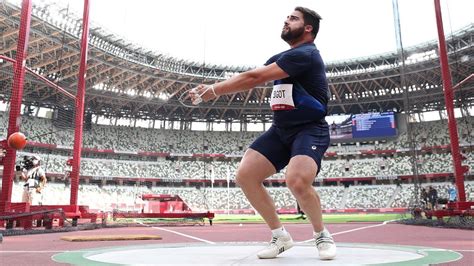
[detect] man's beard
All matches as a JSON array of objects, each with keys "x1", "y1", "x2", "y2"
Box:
[{"x1": 281, "y1": 26, "x2": 305, "y2": 42}]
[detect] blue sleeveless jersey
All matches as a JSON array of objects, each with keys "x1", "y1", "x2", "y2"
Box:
[{"x1": 265, "y1": 43, "x2": 330, "y2": 128}]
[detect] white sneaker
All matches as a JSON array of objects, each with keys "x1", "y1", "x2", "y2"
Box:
[
  {"x1": 315, "y1": 229, "x2": 336, "y2": 260},
  {"x1": 257, "y1": 234, "x2": 294, "y2": 259}
]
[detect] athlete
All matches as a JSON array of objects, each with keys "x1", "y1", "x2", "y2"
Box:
[{"x1": 190, "y1": 6, "x2": 336, "y2": 260}]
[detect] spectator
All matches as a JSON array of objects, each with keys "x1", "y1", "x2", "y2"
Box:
[
  {"x1": 428, "y1": 186, "x2": 438, "y2": 210},
  {"x1": 330, "y1": 121, "x2": 337, "y2": 135},
  {"x1": 448, "y1": 182, "x2": 457, "y2": 203},
  {"x1": 420, "y1": 187, "x2": 428, "y2": 208}
]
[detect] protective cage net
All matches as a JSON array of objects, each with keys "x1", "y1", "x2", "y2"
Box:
[
  {"x1": 398, "y1": 72, "x2": 474, "y2": 229},
  {"x1": 0, "y1": 28, "x2": 78, "y2": 207},
  {"x1": 390, "y1": 0, "x2": 474, "y2": 228}
]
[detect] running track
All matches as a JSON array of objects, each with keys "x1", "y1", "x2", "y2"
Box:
[{"x1": 0, "y1": 222, "x2": 472, "y2": 265}]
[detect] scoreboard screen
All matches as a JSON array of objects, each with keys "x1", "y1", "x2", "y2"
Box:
[{"x1": 351, "y1": 112, "x2": 397, "y2": 138}]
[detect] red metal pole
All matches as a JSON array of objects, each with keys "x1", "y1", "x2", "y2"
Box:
[
  {"x1": 70, "y1": 0, "x2": 90, "y2": 205},
  {"x1": 0, "y1": 55, "x2": 75, "y2": 99},
  {"x1": 433, "y1": 0, "x2": 466, "y2": 202},
  {"x1": 0, "y1": 0, "x2": 32, "y2": 214}
]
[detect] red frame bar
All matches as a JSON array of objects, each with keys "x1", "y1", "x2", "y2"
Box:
[
  {"x1": 0, "y1": 0, "x2": 32, "y2": 214},
  {"x1": 452, "y1": 73, "x2": 473, "y2": 91},
  {"x1": 70, "y1": 0, "x2": 90, "y2": 205},
  {"x1": 0, "y1": 55, "x2": 75, "y2": 99},
  {"x1": 434, "y1": 0, "x2": 466, "y2": 201}
]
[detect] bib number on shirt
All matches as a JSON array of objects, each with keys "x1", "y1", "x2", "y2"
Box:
[{"x1": 270, "y1": 84, "x2": 295, "y2": 110}]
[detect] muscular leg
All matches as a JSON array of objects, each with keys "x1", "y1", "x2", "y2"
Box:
[
  {"x1": 286, "y1": 155, "x2": 324, "y2": 232},
  {"x1": 235, "y1": 148, "x2": 281, "y2": 229}
]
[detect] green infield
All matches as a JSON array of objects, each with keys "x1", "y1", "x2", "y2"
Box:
[
  {"x1": 111, "y1": 213, "x2": 406, "y2": 225},
  {"x1": 211, "y1": 213, "x2": 405, "y2": 223}
]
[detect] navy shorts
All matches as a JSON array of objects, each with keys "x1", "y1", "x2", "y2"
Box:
[{"x1": 249, "y1": 122, "x2": 330, "y2": 174}]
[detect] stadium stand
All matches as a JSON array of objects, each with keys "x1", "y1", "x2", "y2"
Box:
[
  {"x1": 1, "y1": 112, "x2": 473, "y2": 211},
  {"x1": 10, "y1": 181, "x2": 474, "y2": 212}
]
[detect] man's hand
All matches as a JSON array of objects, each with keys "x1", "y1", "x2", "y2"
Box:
[{"x1": 188, "y1": 84, "x2": 218, "y2": 104}]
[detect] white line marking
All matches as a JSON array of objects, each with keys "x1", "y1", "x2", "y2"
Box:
[
  {"x1": 137, "y1": 221, "x2": 216, "y2": 245},
  {"x1": 298, "y1": 219, "x2": 400, "y2": 244},
  {"x1": 454, "y1": 250, "x2": 474, "y2": 252},
  {"x1": 0, "y1": 250, "x2": 73, "y2": 253}
]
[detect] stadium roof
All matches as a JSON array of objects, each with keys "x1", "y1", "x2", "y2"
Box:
[{"x1": 0, "y1": 2, "x2": 473, "y2": 122}]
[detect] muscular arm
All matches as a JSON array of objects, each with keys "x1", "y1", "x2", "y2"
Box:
[
  {"x1": 215, "y1": 63, "x2": 288, "y2": 94},
  {"x1": 195, "y1": 63, "x2": 289, "y2": 102}
]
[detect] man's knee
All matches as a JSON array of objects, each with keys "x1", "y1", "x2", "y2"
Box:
[
  {"x1": 235, "y1": 166, "x2": 253, "y2": 187},
  {"x1": 286, "y1": 175, "x2": 306, "y2": 194},
  {"x1": 286, "y1": 172, "x2": 314, "y2": 197}
]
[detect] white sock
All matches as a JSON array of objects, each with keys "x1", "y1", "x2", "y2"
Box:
[
  {"x1": 271, "y1": 227, "x2": 288, "y2": 237},
  {"x1": 314, "y1": 227, "x2": 328, "y2": 238}
]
